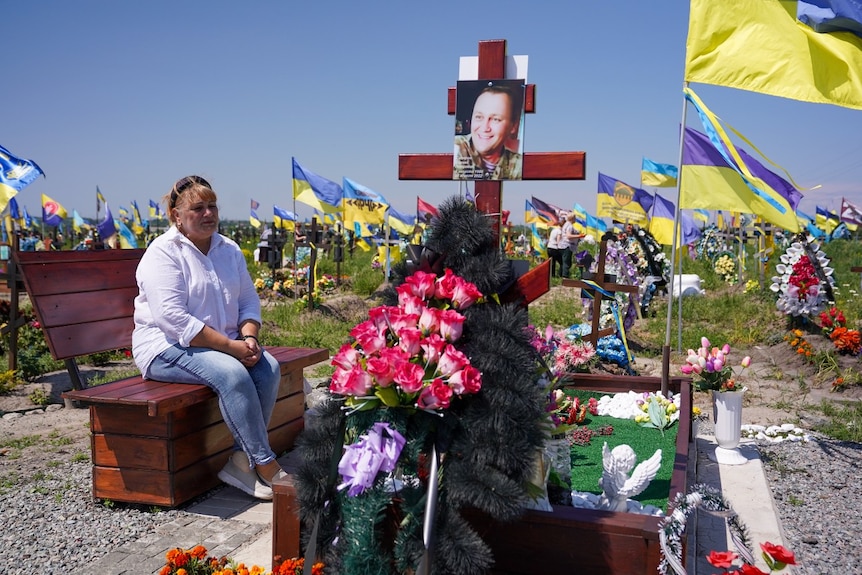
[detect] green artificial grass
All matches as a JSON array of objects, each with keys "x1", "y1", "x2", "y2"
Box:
[{"x1": 565, "y1": 390, "x2": 679, "y2": 510}]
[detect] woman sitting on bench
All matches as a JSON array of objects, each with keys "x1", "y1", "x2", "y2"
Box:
[{"x1": 132, "y1": 174, "x2": 287, "y2": 501}]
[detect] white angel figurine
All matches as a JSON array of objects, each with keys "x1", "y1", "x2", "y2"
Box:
[{"x1": 597, "y1": 443, "x2": 662, "y2": 512}]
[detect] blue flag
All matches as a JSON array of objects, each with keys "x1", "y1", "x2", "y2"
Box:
[{"x1": 0, "y1": 144, "x2": 44, "y2": 196}]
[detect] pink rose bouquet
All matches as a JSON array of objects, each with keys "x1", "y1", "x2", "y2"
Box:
[{"x1": 329, "y1": 268, "x2": 484, "y2": 414}]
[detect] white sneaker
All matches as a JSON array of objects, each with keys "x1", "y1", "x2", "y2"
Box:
[
  {"x1": 255, "y1": 467, "x2": 290, "y2": 489},
  {"x1": 218, "y1": 451, "x2": 274, "y2": 500}
]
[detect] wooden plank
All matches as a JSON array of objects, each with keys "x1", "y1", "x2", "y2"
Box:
[
  {"x1": 398, "y1": 152, "x2": 586, "y2": 180},
  {"x1": 448, "y1": 84, "x2": 536, "y2": 114},
  {"x1": 272, "y1": 475, "x2": 301, "y2": 565},
  {"x1": 14, "y1": 249, "x2": 143, "y2": 296},
  {"x1": 44, "y1": 317, "x2": 136, "y2": 359},
  {"x1": 500, "y1": 258, "x2": 551, "y2": 306},
  {"x1": 32, "y1": 287, "x2": 138, "y2": 328}
]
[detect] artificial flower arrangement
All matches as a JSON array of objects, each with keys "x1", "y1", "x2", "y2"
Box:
[
  {"x1": 706, "y1": 543, "x2": 796, "y2": 574},
  {"x1": 294, "y1": 196, "x2": 549, "y2": 575},
  {"x1": 680, "y1": 337, "x2": 751, "y2": 392},
  {"x1": 770, "y1": 237, "x2": 834, "y2": 318},
  {"x1": 329, "y1": 268, "x2": 483, "y2": 414},
  {"x1": 713, "y1": 252, "x2": 738, "y2": 284},
  {"x1": 159, "y1": 546, "x2": 324, "y2": 575},
  {"x1": 819, "y1": 306, "x2": 862, "y2": 355}
]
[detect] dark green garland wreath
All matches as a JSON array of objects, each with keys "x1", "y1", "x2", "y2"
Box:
[{"x1": 293, "y1": 197, "x2": 547, "y2": 574}]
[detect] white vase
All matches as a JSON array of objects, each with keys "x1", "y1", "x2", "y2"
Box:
[{"x1": 709, "y1": 390, "x2": 749, "y2": 465}]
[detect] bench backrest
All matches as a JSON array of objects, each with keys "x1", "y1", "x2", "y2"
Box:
[{"x1": 13, "y1": 249, "x2": 144, "y2": 360}]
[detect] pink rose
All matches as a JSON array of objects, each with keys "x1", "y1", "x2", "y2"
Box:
[
  {"x1": 350, "y1": 320, "x2": 386, "y2": 355},
  {"x1": 437, "y1": 344, "x2": 468, "y2": 377},
  {"x1": 403, "y1": 271, "x2": 437, "y2": 300},
  {"x1": 447, "y1": 364, "x2": 482, "y2": 395},
  {"x1": 394, "y1": 361, "x2": 426, "y2": 393},
  {"x1": 397, "y1": 327, "x2": 423, "y2": 356},
  {"x1": 387, "y1": 308, "x2": 419, "y2": 334},
  {"x1": 420, "y1": 333, "x2": 446, "y2": 364},
  {"x1": 451, "y1": 277, "x2": 482, "y2": 310},
  {"x1": 438, "y1": 309, "x2": 466, "y2": 342},
  {"x1": 416, "y1": 378, "x2": 453, "y2": 410},
  {"x1": 329, "y1": 364, "x2": 373, "y2": 397},
  {"x1": 331, "y1": 344, "x2": 361, "y2": 371},
  {"x1": 418, "y1": 306, "x2": 440, "y2": 336},
  {"x1": 398, "y1": 292, "x2": 425, "y2": 317},
  {"x1": 367, "y1": 356, "x2": 396, "y2": 387},
  {"x1": 435, "y1": 268, "x2": 458, "y2": 300}
]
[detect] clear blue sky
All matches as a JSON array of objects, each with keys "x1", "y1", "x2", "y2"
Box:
[{"x1": 5, "y1": 0, "x2": 861, "y2": 226}]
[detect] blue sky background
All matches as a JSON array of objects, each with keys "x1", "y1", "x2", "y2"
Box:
[{"x1": 5, "y1": 0, "x2": 861, "y2": 225}]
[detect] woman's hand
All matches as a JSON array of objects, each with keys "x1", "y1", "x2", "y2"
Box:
[{"x1": 235, "y1": 337, "x2": 261, "y2": 367}]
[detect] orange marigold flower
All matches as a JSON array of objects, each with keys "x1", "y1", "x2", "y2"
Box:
[
  {"x1": 176, "y1": 569, "x2": 188, "y2": 575},
  {"x1": 190, "y1": 545, "x2": 208, "y2": 559},
  {"x1": 159, "y1": 567, "x2": 171, "y2": 575}
]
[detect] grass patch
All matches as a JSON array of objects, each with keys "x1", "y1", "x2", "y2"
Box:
[{"x1": 812, "y1": 399, "x2": 862, "y2": 442}]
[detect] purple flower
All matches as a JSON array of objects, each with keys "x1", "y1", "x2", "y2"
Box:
[{"x1": 337, "y1": 422, "x2": 406, "y2": 497}]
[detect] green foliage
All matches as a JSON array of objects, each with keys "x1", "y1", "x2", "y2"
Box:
[
  {"x1": 28, "y1": 387, "x2": 50, "y2": 406},
  {"x1": 352, "y1": 267, "x2": 385, "y2": 297},
  {"x1": 15, "y1": 321, "x2": 64, "y2": 381},
  {"x1": 813, "y1": 399, "x2": 862, "y2": 442},
  {"x1": 0, "y1": 369, "x2": 22, "y2": 394},
  {"x1": 528, "y1": 287, "x2": 586, "y2": 329},
  {"x1": 262, "y1": 303, "x2": 352, "y2": 352}
]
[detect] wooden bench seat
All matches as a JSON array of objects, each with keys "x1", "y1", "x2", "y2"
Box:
[{"x1": 13, "y1": 248, "x2": 327, "y2": 508}]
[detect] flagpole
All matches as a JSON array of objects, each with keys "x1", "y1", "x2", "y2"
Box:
[{"x1": 663, "y1": 83, "x2": 692, "y2": 396}]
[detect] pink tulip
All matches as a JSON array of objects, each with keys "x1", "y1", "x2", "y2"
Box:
[
  {"x1": 692, "y1": 364, "x2": 703, "y2": 374},
  {"x1": 713, "y1": 358, "x2": 724, "y2": 371},
  {"x1": 722, "y1": 344, "x2": 731, "y2": 355},
  {"x1": 741, "y1": 356, "x2": 751, "y2": 368},
  {"x1": 680, "y1": 365, "x2": 693, "y2": 375},
  {"x1": 701, "y1": 336, "x2": 711, "y2": 349}
]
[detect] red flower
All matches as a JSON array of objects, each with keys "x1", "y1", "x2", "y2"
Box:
[
  {"x1": 738, "y1": 564, "x2": 769, "y2": 575},
  {"x1": 706, "y1": 550, "x2": 738, "y2": 569},
  {"x1": 417, "y1": 378, "x2": 453, "y2": 410},
  {"x1": 760, "y1": 542, "x2": 797, "y2": 566}
]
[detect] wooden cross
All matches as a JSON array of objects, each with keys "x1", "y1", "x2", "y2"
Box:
[
  {"x1": 399, "y1": 39, "x2": 586, "y2": 243},
  {"x1": 398, "y1": 39, "x2": 586, "y2": 304},
  {"x1": 562, "y1": 233, "x2": 638, "y2": 349}
]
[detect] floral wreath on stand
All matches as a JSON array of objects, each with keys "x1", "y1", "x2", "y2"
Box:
[
  {"x1": 713, "y1": 251, "x2": 738, "y2": 285},
  {"x1": 695, "y1": 224, "x2": 729, "y2": 262},
  {"x1": 294, "y1": 197, "x2": 547, "y2": 575},
  {"x1": 581, "y1": 237, "x2": 640, "y2": 333},
  {"x1": 769, "y1": 235, "x2": 835, "y2": 319},
  {"x1": 624, "y1": 226, "x2": 670, "y2": 316}
]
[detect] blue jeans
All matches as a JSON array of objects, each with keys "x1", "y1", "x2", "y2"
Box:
[{"x1": 148, "y1": 344, "x2": 281, "y2": 468}]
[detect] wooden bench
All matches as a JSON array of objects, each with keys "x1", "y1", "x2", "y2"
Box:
[{"x1": 13, "y1": 248, "x2": 328, "y2": 508}]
